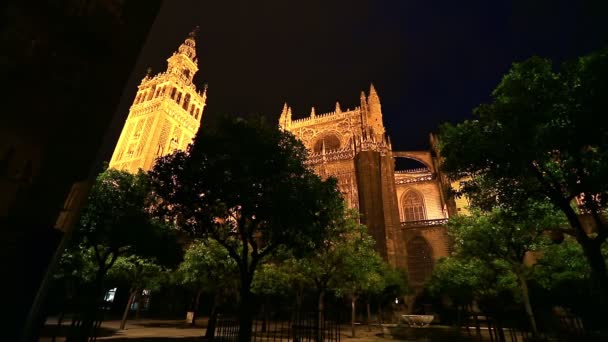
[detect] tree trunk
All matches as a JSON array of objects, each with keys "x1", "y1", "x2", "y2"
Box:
[
  {"x1": 120, "y1": 290, "x2": 137, "y2": 330},
  {"x1": 351, "y1": 295, "x2": 357, "y2": 338},
  {"x1": 76, "y1": 269, "x2": 107, "y2": 340},
  {"x1": 580, "y1": 239, "x2": 608, "y2": 303},
  {"x1": 317, "y1": 290, "x2": 325, "y2": 342},
  {"x1": 366, "y1": 300, "x2": 372, "y2": 331},
  {"x1": 205, "y1": 292, "x2": 221, "y2": 339},
  {"x1": 515, "y1": 271, "x2": 538, "y2": 337},
  {"x1": 134, "y1": 290, "x2": 142, "y2": 321},
  {"x1": 237, "y1": 275, "x2": 254, "y2": 342},
  {"x1": 560, "y1": 202, "x2": 608, "y2": 306},
  {"x1": 191, "y1": 288, "x2": 203, "y2": 326},
  {"x1": 296, "y1": 290, "x2": 303, "y2": 311}
]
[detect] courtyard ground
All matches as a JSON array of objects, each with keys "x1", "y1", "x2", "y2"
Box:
[{"x1": 40, "y1": 318, "x2": 387, "y2": 342}]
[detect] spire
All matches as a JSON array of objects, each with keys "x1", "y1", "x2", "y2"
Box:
[
  {"x1": 369, "y1": 83, "x2": 378, "y2": 98},
  {"x1": 279, "y1": 103, "x2": 292, "y2": 129},
  {"x1": 359, "y1": 90, "x2": 368, "y2": 129},
  {"x1": 189, "y1": 26, "x2": 200, "y2": 39},
  {"x1": 166, "y1": 28, "x2": 199, "y2": 81},
  {"x1": 335, "y1": 101, "x2": 342, "y2": 114},
  {"x1": 366, "y1": 82, "x2": 385, "y2": 137},
  {"x1": 360, "y1": 90, "x2": 367, "y2": 103},
  {"x1": 311, "y1": 106, "x2": 316, "y2": 118}
]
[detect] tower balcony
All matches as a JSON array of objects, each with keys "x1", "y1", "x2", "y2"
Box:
[{"x1": 400, "y1": 218, "x2": 448, "y2": 228}]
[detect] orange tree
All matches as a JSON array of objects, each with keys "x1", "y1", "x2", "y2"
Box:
[
  {"x1": 439, "y1": 49, "x2": 608, "y2": 316},
  {"x1": 149, "y1": 116, "x2": 344, "y2": 342}
]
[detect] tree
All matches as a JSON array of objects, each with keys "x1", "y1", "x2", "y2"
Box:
[
  {"x1": 332, "y1": 230, "x2": 384, "y2": 338},
  {"x1": 371, "y1": 265, "x2": 409, "y2": 325},
  {"x1": 447, "y1": 202, "x2": 564, "y2": 336},
  {"x1": 427, "y1": 256, "x2": 517, "y2": 326},
  {"x1": 70, "y1": 168, "x2": 179, "y2": 339},
  {"x1": 533, "y1": 237, "x2": 608, "y2": 328},
  {"x1": 285, "y1": 209, "x2": 385, "y2": 337},
  {"x1": 177, "y1": 239, "x2": 238, "y2": 333},
  {"x1": 51, "y1": 245, "x2": 97, "y2": 329},
  {"x1": 150, "y1": 116, "x2": 344, "y2": 342},
  {"x1": 107, "y1": 255, "x2": 165, "y2": 329},
  {"x1": 439, "y1": 49, "x2": 608, "y2": 309}
]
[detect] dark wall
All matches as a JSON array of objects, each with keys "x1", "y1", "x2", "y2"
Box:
[{"x1": 0, "y1": 1, "x2": 163, "y2": 339}]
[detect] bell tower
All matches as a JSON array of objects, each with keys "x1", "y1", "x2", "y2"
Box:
[{"x1": 109, "y1": 28, "x2": 207, "y2": 173}]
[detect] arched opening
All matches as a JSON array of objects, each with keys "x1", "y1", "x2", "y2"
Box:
[
  {"x1": 313, "y1": 134, "x2": 341, "y2": 153},
  {"x1": 402, "y1": 190, "x2": 426, "y2": 222},
  {"x1": 394, "y1": 157, "x2": 430, "y2": 172},
  {"x1": 407, "y1": 236, "x2": 434, "y2": 285},
  {"x1": 182, "y1": 94, "x2": 191, "y2": 111}
]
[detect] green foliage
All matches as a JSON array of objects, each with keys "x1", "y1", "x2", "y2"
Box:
[
  {"x1": 74, "y1": 168, "x2": 181, "y2": 275},
  {"x1": 375, "y1": 266, "x2": 410, "y2": 303},
  {"x1": 288, "y1": 209, "x2": 389, "y2": 299},
  {"x1": 54, "y1": 244, "x2": 97, "y2": 286},
  {"x1": 438, "y1": 50, "x2": 608, "y2": 298},
  {"x1": 150, "y1": 116, "x2": 345, "y2": 277},
  {"x1": 439, "y1": 51, "x2": 608, "y2": 213},
  {"x1": 251, "y1": 262, "x2": 297, "y2": 297},
  {"x1": 449, "y1": 202, "x2": 564, "y2": 266},
  {"x1": 107, "y1": 255, "x2": 165, "y2": 292},
  {"x1": 177, "y1": 239, "x2": 238, "y2": 293},
  {"x1": 150, "y1": 116, "x2": 345, "y2": 341},
  {"x1": 428, "y1": 257, "x2": 515, "y2": 306}
]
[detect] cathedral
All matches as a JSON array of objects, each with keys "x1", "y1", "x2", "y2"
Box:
[{"x1": 110, "y1": 32, "x2": 468, "y2": 288}]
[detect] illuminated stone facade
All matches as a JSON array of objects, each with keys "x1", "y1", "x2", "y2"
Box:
[
  {"x1": 281, "y1": 88, "x2": 466, "y2": 286},
  {"x1": 109, "y1": 30, "x2": 207, "y2": 173}
]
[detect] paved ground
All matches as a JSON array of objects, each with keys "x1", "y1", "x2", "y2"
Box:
[{"x1": 40, "y1": 318, "x2": 386, "y2": 341}]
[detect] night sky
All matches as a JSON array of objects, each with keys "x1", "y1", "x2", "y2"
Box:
[{"x1": 110, "y1": 0, "x2": 607, "y2": 154}]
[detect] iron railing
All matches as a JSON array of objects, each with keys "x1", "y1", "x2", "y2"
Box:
[
  {"x1": 400, "y1": 219, "x2": 448, "y2": 228},
  {"x1": 214, "y1": 311, "x2": 341, "y2": 342}
]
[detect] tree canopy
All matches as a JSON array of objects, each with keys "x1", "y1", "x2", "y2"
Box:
[
  {"x1": 439, "y1": 48, "x2": 608, "y2": 306},
  {"x1": 149, "y1": 116, "x2": 345, "y2": 342}
]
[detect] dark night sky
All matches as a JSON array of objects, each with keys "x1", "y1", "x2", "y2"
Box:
[{"x1": 110, "y1": 0, "x2": 607, "y2": 154}]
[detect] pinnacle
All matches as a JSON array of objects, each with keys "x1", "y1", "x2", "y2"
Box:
[
  {"x1": 189, "y1": 26, "x2": 200, "y2": 39},
  {"x1": 369, "y1": 83, "x2": 378, "y2": 96}
]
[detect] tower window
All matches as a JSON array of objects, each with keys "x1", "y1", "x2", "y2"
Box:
[
  {"x1": 170, "y1": 87, "x2": 177, "y2": 99},
  {"x1": 176, "y1": 92, "x2": 182, "y2": 104},
  {"x1": 402, "y1": 190, "x2": 426, "y2": 221},
  {"x1": 147, "y1": 88, "x2": 154, "y2": 101},
  {"x1": 195, "y1": 109, "x2": 200, "y2": 119},
  {"x1": 183, "y1": 69, "x2": 190, "y2": 78},
  {"x1": 183, "y1": 94, "x2": 191, "y2": 111}
]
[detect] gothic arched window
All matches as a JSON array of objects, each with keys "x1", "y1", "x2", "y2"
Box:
[
  {"x1": 402, "y1": 190, "x2": 426, "y2": 221},
  {"x1": 407, "y1": 236, "x2": 434, "y2": 285}
]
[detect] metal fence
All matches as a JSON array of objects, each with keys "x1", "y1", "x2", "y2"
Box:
[{"x1": 214, "y1": 311, "x2": 341, "y2": 342}]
